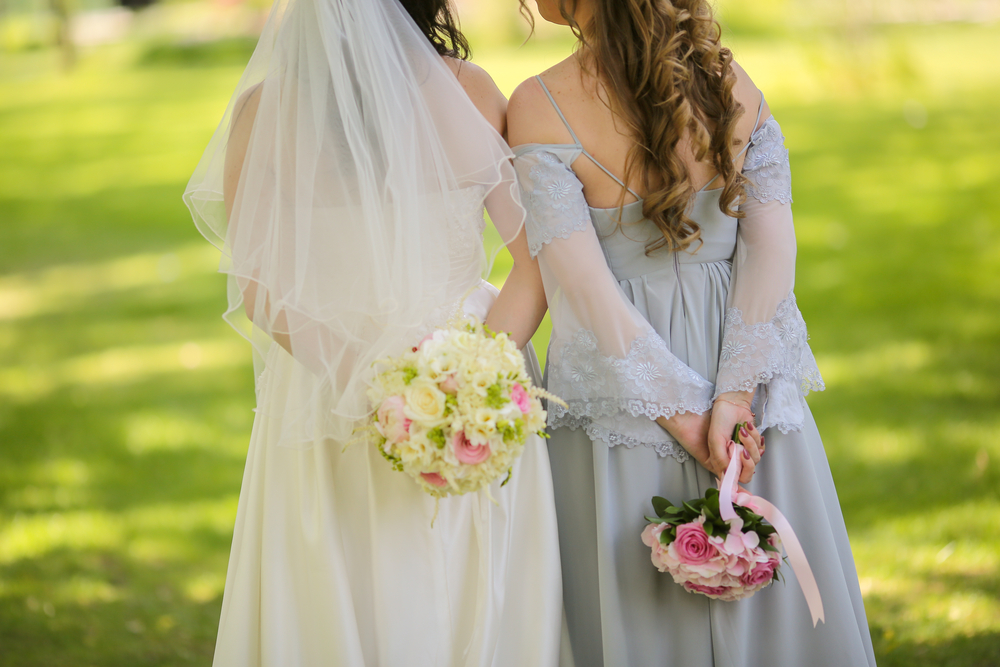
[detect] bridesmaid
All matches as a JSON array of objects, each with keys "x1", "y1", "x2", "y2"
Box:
[{"x1": 508, "y1": 0, "x2": 877, "y2": 665}]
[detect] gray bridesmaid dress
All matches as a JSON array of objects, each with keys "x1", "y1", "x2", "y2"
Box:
[{"x1": 513, "y1": 78, "x2": 877, "y2": 667}]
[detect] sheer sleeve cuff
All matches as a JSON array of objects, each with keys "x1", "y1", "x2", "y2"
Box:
[
  {"x1": 547, "y1": 328, "x2": 714, "y2": 459},
  {"x1": 714, "y1": 293, "x2": 825, "y2": 433}
]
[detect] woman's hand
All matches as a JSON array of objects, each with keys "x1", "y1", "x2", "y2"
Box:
[
  {"x1": 708, "y1": 391, "x2": 763, "y2": 484},
  {"x1": 657, "y1": 411, "x2": 718, "y2": 476}
]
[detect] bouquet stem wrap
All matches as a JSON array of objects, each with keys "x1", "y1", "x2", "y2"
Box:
[{"x1": 719, "y1": 443, "x2": 826, "y2": 626}]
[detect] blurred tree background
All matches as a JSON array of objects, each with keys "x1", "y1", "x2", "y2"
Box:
[{"x1": 1, "y1": 0, "x2": 999, "y2": 665}]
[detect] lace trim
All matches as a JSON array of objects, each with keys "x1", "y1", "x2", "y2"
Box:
[
  {"x1": 714, "y1": 292, "x2": 825, "y2": 400},
  {"x1": 547, "y1": 409, "x2": 691, "y2": 462},
  {"x1": 744, "y1": 118, "x2": 792, "y2": 205},
  {"x1": 520, "y1": 151, "x2": 592, "y2": 257},
  {"x1": 546, "y1": 329, "x2": 713, "y2": 456}
]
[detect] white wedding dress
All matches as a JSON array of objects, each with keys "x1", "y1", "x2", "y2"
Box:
[
  {"x1": 183, "y1": 0, "x2": 564, "y2": 662},
  {"x1": 213, "y1": 282, "x2": 563, "y2": 667}
]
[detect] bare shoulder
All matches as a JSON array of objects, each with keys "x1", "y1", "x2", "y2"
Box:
[
  {"x1": 730, "y1": 61, "x2": 771, "y2": 131},
  {"x1": 443, "y1": 57, "x2": 507, "y2": 137},
  {"x1": 507, "y1": 57, "x2": 578, "y2": 148}
]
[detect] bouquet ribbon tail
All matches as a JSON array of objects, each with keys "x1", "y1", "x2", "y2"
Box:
[{"x1": 719, "y1": 444, "x2": 826, "y2": 627}]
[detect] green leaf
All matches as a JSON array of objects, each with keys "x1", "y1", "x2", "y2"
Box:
[{"x1": 651, "y1": 496, "x2": 674, "y2": 517}]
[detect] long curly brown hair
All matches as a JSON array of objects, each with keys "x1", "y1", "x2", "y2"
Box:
[
  {"x1": 399, "y1": 0, "x2": 470, "y2": 60},
  {"x1": 526, "y1": 0, "x2": 747, "y2": 253}
]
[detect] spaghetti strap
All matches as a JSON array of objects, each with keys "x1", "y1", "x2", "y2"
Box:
[
  {"x1": 698, "y1": 89, "x2": 766, "y2": 193},
  {"x1": 535, "y1": 76, "x2": 581, "y2": 145},
  {"x1": 534, "y1": 76, "x2": 643, "y2": 200}
]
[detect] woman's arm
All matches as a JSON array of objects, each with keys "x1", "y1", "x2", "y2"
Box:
[
  {"x1": 450, "y1": 62, "x2": 549, "y2": 348},
  {"x1": 222, "y1": 84, "x2": 294, "y2": 356}
]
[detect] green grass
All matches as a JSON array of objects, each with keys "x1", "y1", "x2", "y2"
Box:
[{"x1": 2, "y1": 21, "x2": 1000, "y2": 666}]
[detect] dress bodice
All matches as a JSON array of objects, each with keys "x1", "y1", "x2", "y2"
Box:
[{"x1": 589, "y1": 190, "x2": 737, "y2": 282}]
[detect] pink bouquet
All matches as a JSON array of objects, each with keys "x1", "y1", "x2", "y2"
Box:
[
  {"x1": 642, "y1": 487, "x2": 782, "y2": 601},
  {"x1": 642, "y1": 423, "x2": 826, "y2": 624}
]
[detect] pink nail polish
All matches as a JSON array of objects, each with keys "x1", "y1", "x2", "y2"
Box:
[
  {"x1": 739, "y1": 427, "x2": 748, "y2": 438},
  {"x1": 742, "y1": 449, "x2": 750, "y2": 460}
]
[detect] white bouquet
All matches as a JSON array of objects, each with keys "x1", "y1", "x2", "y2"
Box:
[{"x1": 366, "y1": 318, "x2": 561, "y2": 498}]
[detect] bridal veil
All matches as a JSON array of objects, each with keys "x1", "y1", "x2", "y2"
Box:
[{"x1": 184, "y1": 0, "x2": 525, "y2": 445}]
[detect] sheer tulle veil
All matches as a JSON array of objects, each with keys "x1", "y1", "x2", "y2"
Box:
[{"x1": 184, "y1": 0, "x2": 524, "y2": 446}]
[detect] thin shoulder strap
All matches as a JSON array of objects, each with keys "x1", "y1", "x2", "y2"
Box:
[
  {"x1": 535, "y1": 76, "x2": 642, "y2": 200},
  {"x1": 535, "y1": 76, "x2": 582, "y2": 145},
  {"x1": 698, "y1": 89, "x2": 766, "y2": 193}
]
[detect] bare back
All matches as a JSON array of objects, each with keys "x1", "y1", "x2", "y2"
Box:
[{"x1": 508, "y1": 55, "x2": 769, "y2": 209}]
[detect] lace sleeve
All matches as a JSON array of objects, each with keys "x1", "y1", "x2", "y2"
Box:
[
  {"x1": 716, "y1": 116, "x2": 823, "y2": 433},
  {"x1": 517, "y1": 149, "x2": 592, "y2": 257},
  {"x1": 513, "y1": 148, "x2": 714, "y2": 460},
  {"x1": 744, "y1": 117, "x2": 792, "y2": 205}
]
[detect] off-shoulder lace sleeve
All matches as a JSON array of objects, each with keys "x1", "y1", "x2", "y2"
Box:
[
  {"x1": 513, "y1": 148, "x2": 714, "y2": 459},
  {"x1": 716, "y1": 116, "x2": 823, "y2": 433}
]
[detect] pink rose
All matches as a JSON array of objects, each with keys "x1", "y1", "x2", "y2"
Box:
[
  {"x1": 740, "y1": 558, "x2": 777, "y2": 588},
  {"x1": 420, "y1": 472, "x2": 447, "y2": 488},
  {"x1": 439, "y1": 374, "x2": 459, "y2": 395},
  {"x1": 377, "y1": 396, "x2": 411, "y2": 444},
  {"x1": 510, "y1": 383, "x2": 531, "y2": 414},
  {"x1": 452, "y1": 430, "x2": 491, "y2": 465},
  {"x1": 673, "y1": 521, "x2": 719, "y2": 566},
  {"x1": 684, "y1": 581, "x2": 729, "y2": 597}
]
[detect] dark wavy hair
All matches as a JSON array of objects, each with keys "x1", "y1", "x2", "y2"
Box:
[
  {"x1": 521, "y1": 0, "x2": 746, "y2": 254},
  {"x1": 398, "y1": 0, "x2": 470, "y2": 60}
]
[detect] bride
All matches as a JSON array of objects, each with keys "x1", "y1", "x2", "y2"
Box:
[{"x1": 183, "y1": 0, "x2": 561, "y2": 665}]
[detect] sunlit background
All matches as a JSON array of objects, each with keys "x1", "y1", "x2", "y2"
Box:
[{"x1": 1, "y1": 0, "x2": 998, "y2": 664}]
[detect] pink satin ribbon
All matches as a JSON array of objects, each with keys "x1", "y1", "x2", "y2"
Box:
[{"x1": 719, "y1": 443, "x2": 825, "y2": 627}]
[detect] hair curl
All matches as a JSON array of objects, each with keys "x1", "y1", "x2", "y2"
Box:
[
  {"x1": 524, "y1": 0, "x2": 747, "y2": 253},
  {"x1": 399, "y1": 0, "x2": 470, "y2": 60}
]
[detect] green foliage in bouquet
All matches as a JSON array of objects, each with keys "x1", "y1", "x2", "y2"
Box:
[{"x1": 644, "y1": 422, "x2": 778, "y2": 550}]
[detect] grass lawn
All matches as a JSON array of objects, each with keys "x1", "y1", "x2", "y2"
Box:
[{"x1": 1, "y1": 21, "x2": 999, "y2": 666}]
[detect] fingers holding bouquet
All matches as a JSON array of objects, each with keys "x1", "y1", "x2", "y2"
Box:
[{"x1": 709, "y1": 392, "x2": 762, "y2": 485}]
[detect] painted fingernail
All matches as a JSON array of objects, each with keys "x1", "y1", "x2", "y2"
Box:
[
  {"x1": 739, "y1": 427, "x2": 748, "y2": 438},
  {"x1": 748, "y1": 422, "x2": 756, "y2": 431},
  {"x1": 742, "y1": 449, "x2": 750, "y2": 460}
]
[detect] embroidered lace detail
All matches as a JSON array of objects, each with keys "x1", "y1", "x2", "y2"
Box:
[
  {"x1": 743, "y1": 118, "x2": 792, "y2": 205},
  {"x1": 547, "y1": 329, "x2": 713, "y2": 457},
  {"x1": 519, "y1": 151, "x2": 592, "y2": 257},
  {"x1": 585, "y1": 419, "x2": 690, "y2": 463},
  {"x1": 714, "y1": 293, "x2": 825, "y2": 433}
]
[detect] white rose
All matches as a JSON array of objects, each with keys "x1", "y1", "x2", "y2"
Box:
[{"x1": 404, "y1": 381, "x2": 447, "y2": 424}]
